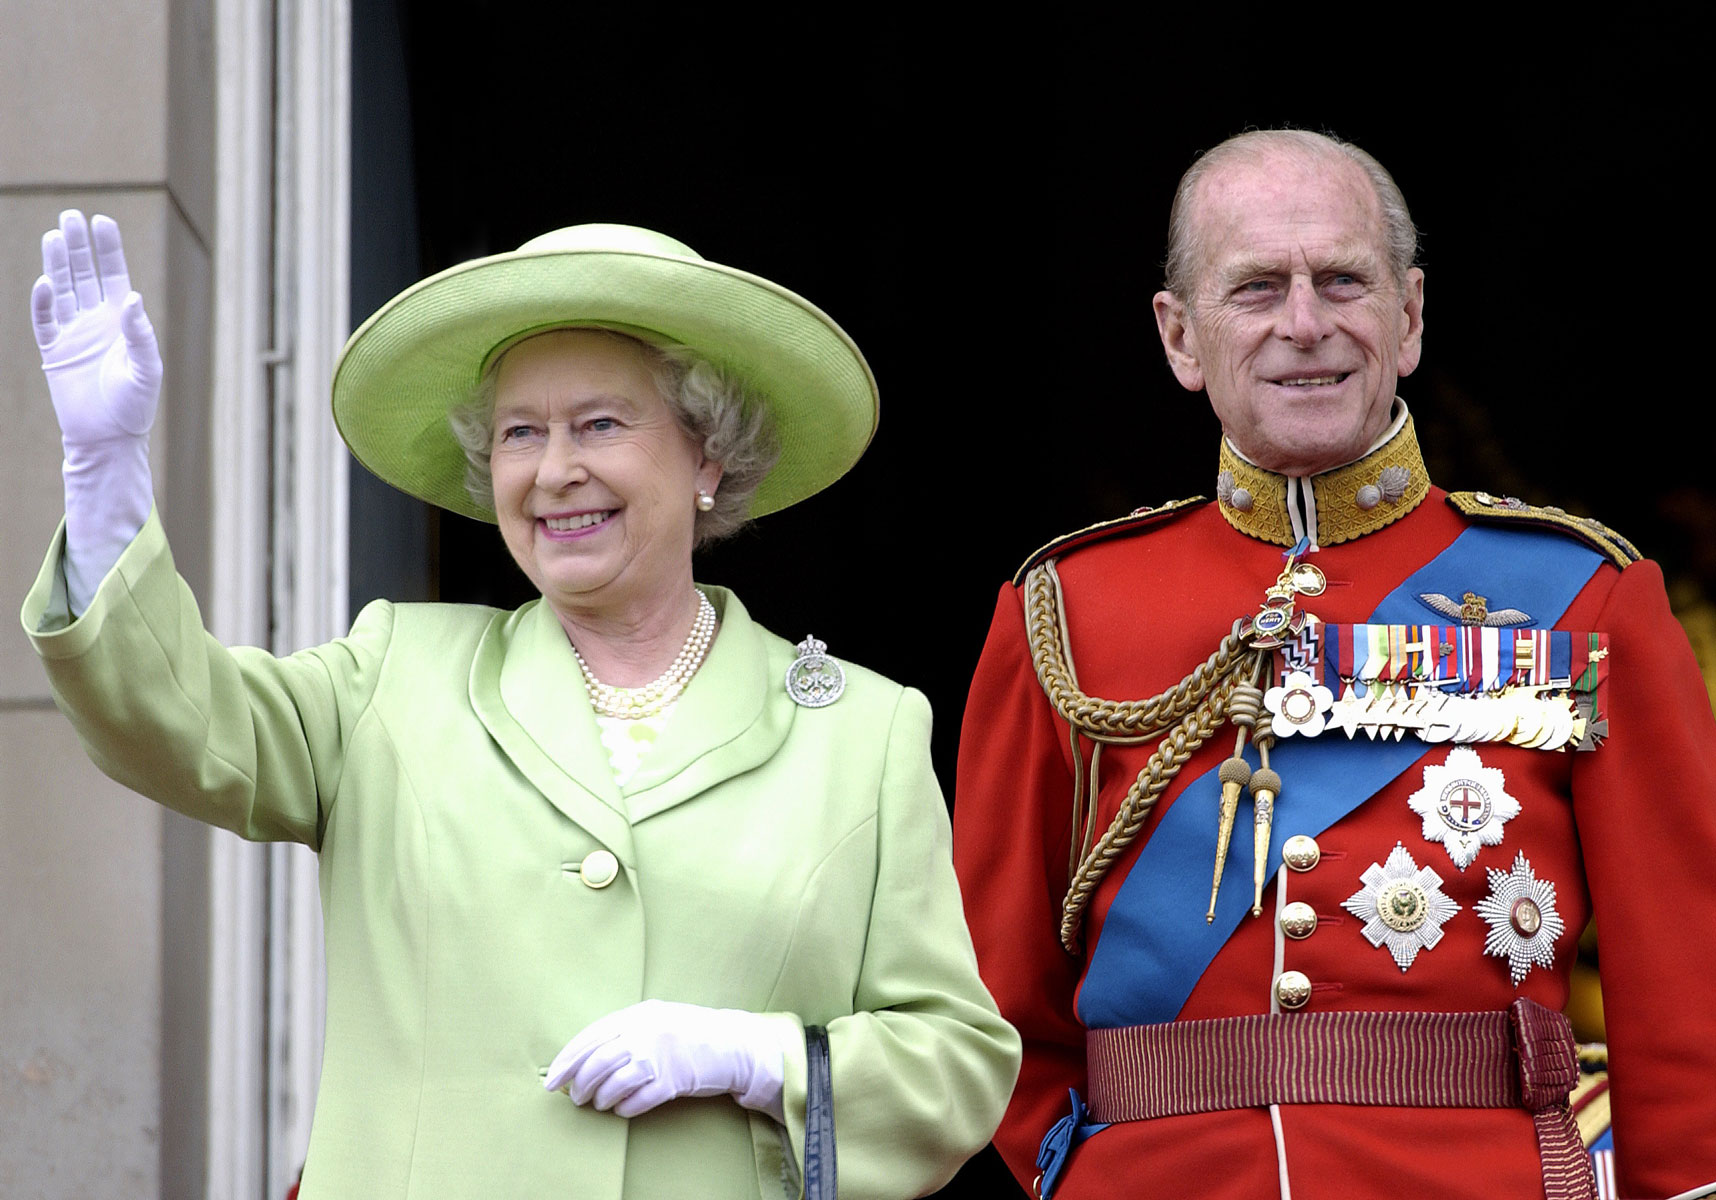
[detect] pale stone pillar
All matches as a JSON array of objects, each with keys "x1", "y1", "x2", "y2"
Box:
[{"x1": 0, "y1": 0, "x2": 216, "y2": 1193}]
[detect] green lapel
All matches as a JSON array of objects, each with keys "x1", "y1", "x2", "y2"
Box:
[
  {"x1": 468, "y1": 600, "x2": 635, "y2": 858},
  {"x1": 622, "y1": 587, "x2": 795, "y2": 824}
]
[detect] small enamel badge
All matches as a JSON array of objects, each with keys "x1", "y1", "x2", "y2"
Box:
[
  {"x1": 1342, "y1": 844, "x2": 1461, "y2": 972},
  {"x1": 1474, "y1": 851, "x2": 1565, "y2": 986},
  {"x1": 1264, "y1": 670, "x2": 1335, "y2": 738},
  {"x1": 1574, "y1": 692, "x2": 1609, "y2": 751},
  {"x1": 1407, "y1": 746, "x2": 1520, "y2": 870},
  {"x1": 785, "y1": 635, "x2": 844, "y2": 708}
]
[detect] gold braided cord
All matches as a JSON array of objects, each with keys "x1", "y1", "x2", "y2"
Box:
[
  {"x1": 1067, "y1": 723, "x2": 1089, "y2": 886},
  {"x1": 1021, "y1": 560, "x2": 1264, "y2": 950},
  {"x1": 1057, "y1": 672, "x2": 1246, "y2": 951},
  {"x1": 1024, "y1": 563, "x2": 1252, "y2": 742}
]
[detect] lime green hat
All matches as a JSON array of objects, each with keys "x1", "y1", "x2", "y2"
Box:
[{"x1": 332, "y1": 223, "x2": 879, "y2": 524}]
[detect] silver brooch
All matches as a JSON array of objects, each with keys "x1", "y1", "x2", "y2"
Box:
[
  {"x1": 1474, "y1": 851, "x2": 1564, "y2": 986},
  {"x1": 1341, "y1": 844, "x2": 1460, "y2": 972},
  {"x1": 1407, "y1": 747, "x2": 1520, "y2": 870},
  {"x1": 785, "y1": 635, "x2": 845, "y2": 708}
]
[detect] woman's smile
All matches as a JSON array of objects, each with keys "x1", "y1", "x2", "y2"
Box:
[{"x1": 540, "y1": 510, "x2": 614, "y2": 536}]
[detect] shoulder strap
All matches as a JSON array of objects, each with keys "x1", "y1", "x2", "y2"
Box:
[
  {"x1": 1445, "y1": 491, "x2": 1640, "y2": 568},
  {"x1": 1013, "y1": 497, "x2": 1211, "y2": 586}
]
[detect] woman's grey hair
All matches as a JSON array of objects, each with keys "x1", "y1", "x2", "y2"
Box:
[
  {"x1": 1162, "y1": 129, "x2": 1419, "y2": 299},
  {"x1": 446, "y1": 329, "x2": 779, "y2": 546}
]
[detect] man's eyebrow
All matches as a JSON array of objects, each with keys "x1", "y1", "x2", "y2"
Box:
[
  {"x1": 1214, "y1": 245, "x2": 1382, "y2": 286},
  {"x1": 1214, "y1": 255, "x2": 1282, "y2": 284}
]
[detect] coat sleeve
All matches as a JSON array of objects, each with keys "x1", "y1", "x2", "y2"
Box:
[
  {"x1": 1571, "y1": 559, "x2": 1716, "y2": 1196},
  {"x1": 777, "y1": 684, "x2": 1022, "y2": 1199},
  {"x1": 21, "y1": 510, "x2": 391, "y2": 849},
  {"x1": 952, "y1": 583, "x2": 1089, "y2": 1189}
]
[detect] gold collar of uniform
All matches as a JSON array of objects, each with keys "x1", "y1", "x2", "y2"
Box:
[{"x1": 1215, "y1": 415, "x2": 1432, "y2": 547}]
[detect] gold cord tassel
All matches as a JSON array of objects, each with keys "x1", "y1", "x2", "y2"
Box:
[
  {"x1": 1209, "y1": 675, "x2": 1264, "y2": 921},
  {"x1": 1208, "y1": 755, "x2": 1252, "y2": 922},
  {"x1": 1249, "y1": 747, "x2": 1281, "y2": 917}
]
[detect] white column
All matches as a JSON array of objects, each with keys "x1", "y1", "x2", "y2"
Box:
[{"x1": 208, "y1": 0, "x2": 348, "y2": 1196}]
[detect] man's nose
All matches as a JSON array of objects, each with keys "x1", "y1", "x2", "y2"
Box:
[
  {"x1": 1276, "y1": 278, "x2": 1335, "y2": 346},
  {"x1": 535, "y1": 428, "x2": 589, "y2": 489}
]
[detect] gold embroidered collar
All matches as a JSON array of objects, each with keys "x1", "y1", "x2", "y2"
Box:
[{"x1": 1215, "y1": 413, "x2": 1431, "y2": 547}]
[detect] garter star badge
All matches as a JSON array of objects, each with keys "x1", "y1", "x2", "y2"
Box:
[
  {"x1": 1474, "y1": 851, "x2": 1565, "y2": 986},
  {"x1": 785, "y1": 635, "x2": 845, "y2": 708},
  {"x1": 1341, "y1": 844, "x2": 1461, "y2": 972},
  {"x1": 1406, "y1": 746, "x2": 1520, "y2": 870}
]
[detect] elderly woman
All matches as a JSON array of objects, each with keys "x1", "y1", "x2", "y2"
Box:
[{"x1": 23, "y1": 212, "x2": 1019, "y2": 1199}]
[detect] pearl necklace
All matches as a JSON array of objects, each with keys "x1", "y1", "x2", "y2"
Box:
[{"x1": 571, "y1": 591, "x2": 718, "y2": 719}]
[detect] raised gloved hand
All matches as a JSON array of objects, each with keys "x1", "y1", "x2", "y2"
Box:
[
  {"x1": 32, "y1": 210, "x2": 163, "y2": 615},
  {"x1": 545, "y1": 999, "x2": 788, "y2": 1122}
]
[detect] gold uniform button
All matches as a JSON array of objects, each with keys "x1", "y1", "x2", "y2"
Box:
[
  {"x1": 1280, "y1": 901, "x2": 1318, "y2": 939},
  {"x1": 1282, "y1": 835, "x2": 1321, "y2": 872},
  {"x1": 1274, "y1": 970, "x2": 1313, "y2": 1011},
  {"x1": 579, "y1": 850, "x2": 620, "y2": 889}
]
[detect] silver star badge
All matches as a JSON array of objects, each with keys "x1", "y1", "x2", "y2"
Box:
[
  {"x1": 1342, "y1": 844, "x2": 1461, "y2": 972},
  {"x1": 1407, "y1": 746, "x2": 1520, "y2": 870},
  {"x1": 1474, "y1": 851, "x2": 1565, "y2": 986}
]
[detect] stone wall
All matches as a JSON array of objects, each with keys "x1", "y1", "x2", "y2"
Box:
[{"x1": 0, "y1": 0, "x2": 215, "y2": 1193}]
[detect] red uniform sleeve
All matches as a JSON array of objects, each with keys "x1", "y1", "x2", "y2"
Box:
[
  {"x1": 1572, "y1": 560, "x2": 1716, "y2": 1196},
  {"x1": 953, "y1": 583, "x2": 1087, "y2": 1190}
]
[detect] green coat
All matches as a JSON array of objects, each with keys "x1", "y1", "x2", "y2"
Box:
[{"x1": 23, "y1": 514, "x2": 1020, "y2": 1199}]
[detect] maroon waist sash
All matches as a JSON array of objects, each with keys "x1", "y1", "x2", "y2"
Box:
[{"x1": 1085, "y1": 998, "x2": 1594, "y2": 1200}]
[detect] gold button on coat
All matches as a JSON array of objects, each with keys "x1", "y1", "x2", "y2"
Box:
[
  {"x1": 1280, "y1": 901, "x2": 1318, "y2": 939},
  {"x1": 1282, "y1": 835, "x2": 1321, "y2": 872},
  {"x1": 1274, "y1": 970, "x2": 1313, "y2": 1010},
  {"x1": 579, "y1": 850, "x2": 620, "y2": 889}
]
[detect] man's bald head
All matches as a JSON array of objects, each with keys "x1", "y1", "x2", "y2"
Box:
[{"x1": 1163, "y1": 130, "x2": 1418, "y2": 300}]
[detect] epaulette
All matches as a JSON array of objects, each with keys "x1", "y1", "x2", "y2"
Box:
[
  {"x1": 1012, "y1": 497, "x2": 1211, "y2": 586},
  {"x1": 1445, "y1": 491, "x2": 1641, "y2": 569}
]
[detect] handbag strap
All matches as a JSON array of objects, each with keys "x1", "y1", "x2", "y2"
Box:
[{"x1": 803, "y1": 1025, "x2": 837, "y2": 1199}]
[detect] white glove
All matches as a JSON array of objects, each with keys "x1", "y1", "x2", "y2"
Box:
[
  {"x1": 32, "y1": 210, "x2": 162, "y2": 615},
  {"x1": 545, "y1": 999, "x2": 788, "y2": 1122}
]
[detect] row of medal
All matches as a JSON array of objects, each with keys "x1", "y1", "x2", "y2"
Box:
[
  {"x1": 1339, "y1": 745, "x2": 1561, "y2": 985},
  {"x1": 1262, "y1": 622, "x2": 1610, "y2": 752}
]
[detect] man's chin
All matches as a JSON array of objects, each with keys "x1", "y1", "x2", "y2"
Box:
[{"x1": 1235, "y1": 431, "x2": 1374, "y2": 478}]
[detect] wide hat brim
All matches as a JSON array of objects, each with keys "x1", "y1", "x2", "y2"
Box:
[{"x1": 332, "y1": 225, "x2": 879, "y2": 524}]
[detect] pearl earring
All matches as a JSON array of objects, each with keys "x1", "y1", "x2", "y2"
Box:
[{"x1": 696, "y1": 491, "x2": 716, "y2": 512}]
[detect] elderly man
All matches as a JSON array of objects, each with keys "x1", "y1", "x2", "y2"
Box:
[{"x1": 953, "y1": 130, "x2": 1716, "y2": 1200}]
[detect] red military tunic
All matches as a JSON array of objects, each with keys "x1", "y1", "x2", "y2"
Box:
[{"x1": 954, "y1": 419, "x2": 1716, "y2": 1199}]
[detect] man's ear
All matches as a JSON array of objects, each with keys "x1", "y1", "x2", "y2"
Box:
[
  {"x1": 1395, "y1": 266, "x2": 1426, "y2": 378},
  {"x1": 1153, "y1": 289, "x2": 1205, "y2": 393}
]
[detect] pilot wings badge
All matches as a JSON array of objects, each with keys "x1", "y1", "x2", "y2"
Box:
[{"x1": 1418, "y1": 591, "x2": 1532, "y2": 627}]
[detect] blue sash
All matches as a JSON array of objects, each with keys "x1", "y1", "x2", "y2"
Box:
[{"x1": 1077, "y1": 525, "x2": 1604, "y2": 1028}]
